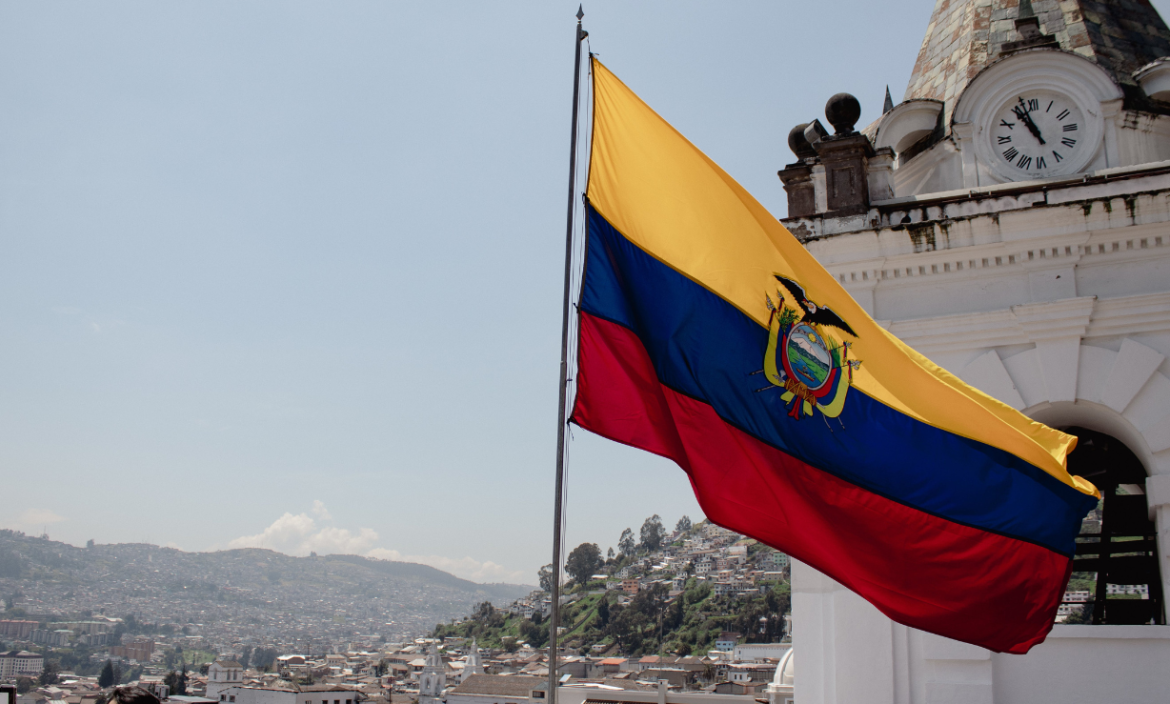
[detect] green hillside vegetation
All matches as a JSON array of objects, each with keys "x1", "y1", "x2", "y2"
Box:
[{"x1": 433, "y1": 579, "x2": 789, "y2": 658}]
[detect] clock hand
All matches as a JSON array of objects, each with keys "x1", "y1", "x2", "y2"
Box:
[{"x1": 1012, "y1": 100, "x2": 1046, "y2": 146}]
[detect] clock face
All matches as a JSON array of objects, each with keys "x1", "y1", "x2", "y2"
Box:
[{"x1": 991, "y1": 91, "x2": 1086, "y2": 179}]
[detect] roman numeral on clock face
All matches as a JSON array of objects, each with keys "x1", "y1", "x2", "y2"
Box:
[
  {"x1": 1036, "y1": 156, "x2": 1047, "y2": 169},
  {"x1": 1018, "y1": 155, "x2": 1032, "y2": 169},
  {"x1": 1063, "y1": 123, "x2": 1078, "y2": 132},
  {"x1": 1000, "y1": 119, "x2": 1015, "y2": 129},
  {"x1": 1003, "y1": 147, "x2": 1019, "y2": 161},
  {"x1": 1062, "y1": 137, "x2": 1077, "y2": 148},
  {"x1": 998, "y1": 135, "x2": 1012, "y2": 144},
  {"x1": 1056, "y1": 108, "x2": 1071, "y2": 120}
]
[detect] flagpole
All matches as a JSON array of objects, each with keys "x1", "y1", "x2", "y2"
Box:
[{"x1": 549, "y1": 7, "x2": 587, "y2": 704}]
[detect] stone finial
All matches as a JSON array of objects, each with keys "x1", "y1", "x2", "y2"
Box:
[
  {"x1": 883, "y1": 86, "x2": 895, "y2": 114},
  {"x1": 788, "y1": 123, "x2": 817, "y2": 160},
  {"x1": 825, "y1": 93, "x2": 861, "y2": 135}
]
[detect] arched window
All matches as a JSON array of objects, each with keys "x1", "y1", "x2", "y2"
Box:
[{"x1": 1064, "y1": 426, "x2": 1164, "y2": 625}]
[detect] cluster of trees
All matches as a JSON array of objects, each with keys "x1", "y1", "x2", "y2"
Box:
[
  {"x1": 121, "y1": 614, "x2": 177, "y2": 637},
  {"x1": 40, "y1": 661, "x2": 61, "y2": 686},
  {"x1": 98, "y1": 661, "x2": 123, "y2": 688},
  {"x1": 162, "y1": 645, "x2": 187, "y2": 671},
  {"x1": 434, "y1": 574, "x2": 789, "y2": 661},
  {"x1": 568, "y1": 578, "x2": 789, "y2": 657},
  {"x1": 12, "y1": 661, "x2": 67, "y2": 692},
  {"x1": 239, "y1": 645, "x2": 279, "y2": 670},
  {"x1": 163, "y1": 670, "x2": 189, "y2": 695},
  {"x1": 432, "y1": 600, "x2": 550, "y2": 650},
  {"x1": 549, "y1": 515, "x2": 698, "y2": 590}
]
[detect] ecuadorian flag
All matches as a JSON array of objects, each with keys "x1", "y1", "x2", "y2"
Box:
[{"x1": 571, "y1": 58, "x2": 1100, "y2": 654}]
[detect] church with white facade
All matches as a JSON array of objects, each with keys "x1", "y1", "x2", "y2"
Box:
[{"x1": 774, "y1": 0, "x2": 1170, "y2": 702}]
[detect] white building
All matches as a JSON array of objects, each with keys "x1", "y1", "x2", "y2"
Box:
[
  {"x1": 556, "y1": 677, "x2": 792, "y2": 704},
  {"x1": 732, "y1": 643, "x2": 791, "y2": 663},
  {"x1": 713, "y1": 633, "x2": 739, "y2": 652},
  {"x1": 777, "y1": 1, "x2": 1170, "y2": 702},
  {"x1": 0, "y1": 650, "x2": 43, "y2": 678},
  {"x1": 418, "y1": 641, "x2": 447, "y2": 704},
  {"x1": 206, "y1": 660, "x2": 244, "y2": 701},
  {"x1": 461, "y1": 640, "x2": 484, "y2": 683},
  {"x1": 212, "y1": 687, "x2": 295, "y2": 704},
  {"x1": 212, "y1": 684, "x2": 357, "y2": 704}
]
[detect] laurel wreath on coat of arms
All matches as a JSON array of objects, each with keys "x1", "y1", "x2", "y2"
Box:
[{"x1": 755, "y1": 275, "x2": 860, "y2": 422}]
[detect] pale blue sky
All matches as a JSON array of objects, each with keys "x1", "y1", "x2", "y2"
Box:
[{"x1": 5, "y1": 1, "x2": 1157, "y2": 584}]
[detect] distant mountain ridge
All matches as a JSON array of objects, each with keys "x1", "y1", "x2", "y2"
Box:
[{"x1": 0, "y1": 530, "x2": 532, "y2": 641}]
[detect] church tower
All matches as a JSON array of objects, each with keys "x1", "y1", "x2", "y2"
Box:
[
  {"x1": 418, "y1": 642, "x2": 447, "y2": 704},
  {"x1": 460, "y1": 639, "x2": 483, "y2": 682},
  {"x1": 205, "y1": 659, "x2": 243, "y2": 701},
  {"x1": 781, "y1": 1, "x2": 1170, "y2": 702}
]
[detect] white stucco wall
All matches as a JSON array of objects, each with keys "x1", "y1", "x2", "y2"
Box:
[
  {"x1": 792, "y1": 561, "x2": 1170, "y2": 704},
  {"x1": 789, "y1": 68, "x2": 1170, "y2": 704}
]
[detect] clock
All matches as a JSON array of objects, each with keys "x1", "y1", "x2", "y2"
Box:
[
  {"x1": 990, "y1": 90, "x2": 1086, "y2": 179},
  {"x1": 954, "y1": 51, "x2": 1118, "y2": 186}
]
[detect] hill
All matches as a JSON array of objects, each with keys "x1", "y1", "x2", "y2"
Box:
[
  {"x1": 433, "y1": 579, "x2": 789, "y2": 658},
  {"x1": 432, "y1": 519, "x2": 791, "y2": 658},
  {"x1": 0, "y1": 530, "x2": 532, "y2": 645}
]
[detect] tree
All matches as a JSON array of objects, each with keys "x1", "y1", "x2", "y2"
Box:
[
  {"x1": 473, "y1": 601, "x2": 495, "y2": 620},
  {"x1": 99, "y1": 660, "x2": 116, "y2": 688},
  {"x1": 675, "y1": 516, "x2": 692, "y2": 534},
  {"x1": 114, "y1": 664, "x2": 123, "y2": 685},
  {"x1": 16, "y1": 677, "x2": 35, "y2": 694},
  {"x1": 596, "y1": 598, "x2": 610, "y2": 627},
  {"x1": 40, "y1": 661, "x2": 61, "y2": 686},
  {"x1": 164, "y1": 670, "x2": 188, "y2": 696},
  {"x1": 239, "y1": 645, "x2": 252, "y2": 670},
  {"x1": 251, "y1": 647, "x2": 278, "y2": 670},
  {"x1": 618, "y1": 528, "x2": 635, "y2": 556},
  {"x1": 565, "y1": 543, "x2": 603, "y2": 585},
  {"x1": 640, "y1": 515, "x2": 665, "y2": 553},
  {"x1": 607, "y1": 547, "x2": 615, "y2": 561},
  {"x1": 538, "y1": 564, "x2": 554, "y2": 593}
]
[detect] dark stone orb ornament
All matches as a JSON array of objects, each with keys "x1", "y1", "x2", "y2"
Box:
[
  {"x1": 825, "y1": 92, "x2": 861, "y2": 135},
  {"x1": 788, "y1": 123, "x2": 817, "y2": 159}
]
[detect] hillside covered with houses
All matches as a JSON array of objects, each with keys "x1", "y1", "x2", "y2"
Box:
[{"x1": 433, "y1": 519, "x2": 791, "y2": 658}]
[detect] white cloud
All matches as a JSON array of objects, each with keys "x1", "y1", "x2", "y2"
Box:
[
  {"x1": 310, "y1": 500, "x2": 332, "y2": 521},
  {"x1": 3, "y1": 508, "x2": 66, "y2": 531},
  {"x1": 228, "y1": 506, "x2": 377, "y2": 556},
  {"x1": 229, "y1": 502, "x2": 525, "y2": 584}
]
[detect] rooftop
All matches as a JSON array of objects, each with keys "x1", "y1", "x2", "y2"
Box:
[{"x1": 448, "y1": 675, "x2": 546, "y2": 697}]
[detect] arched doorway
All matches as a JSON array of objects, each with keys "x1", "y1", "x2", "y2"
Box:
[{"x1": 1063, "y1": 426, "x2": 1164, "y2": 625}]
